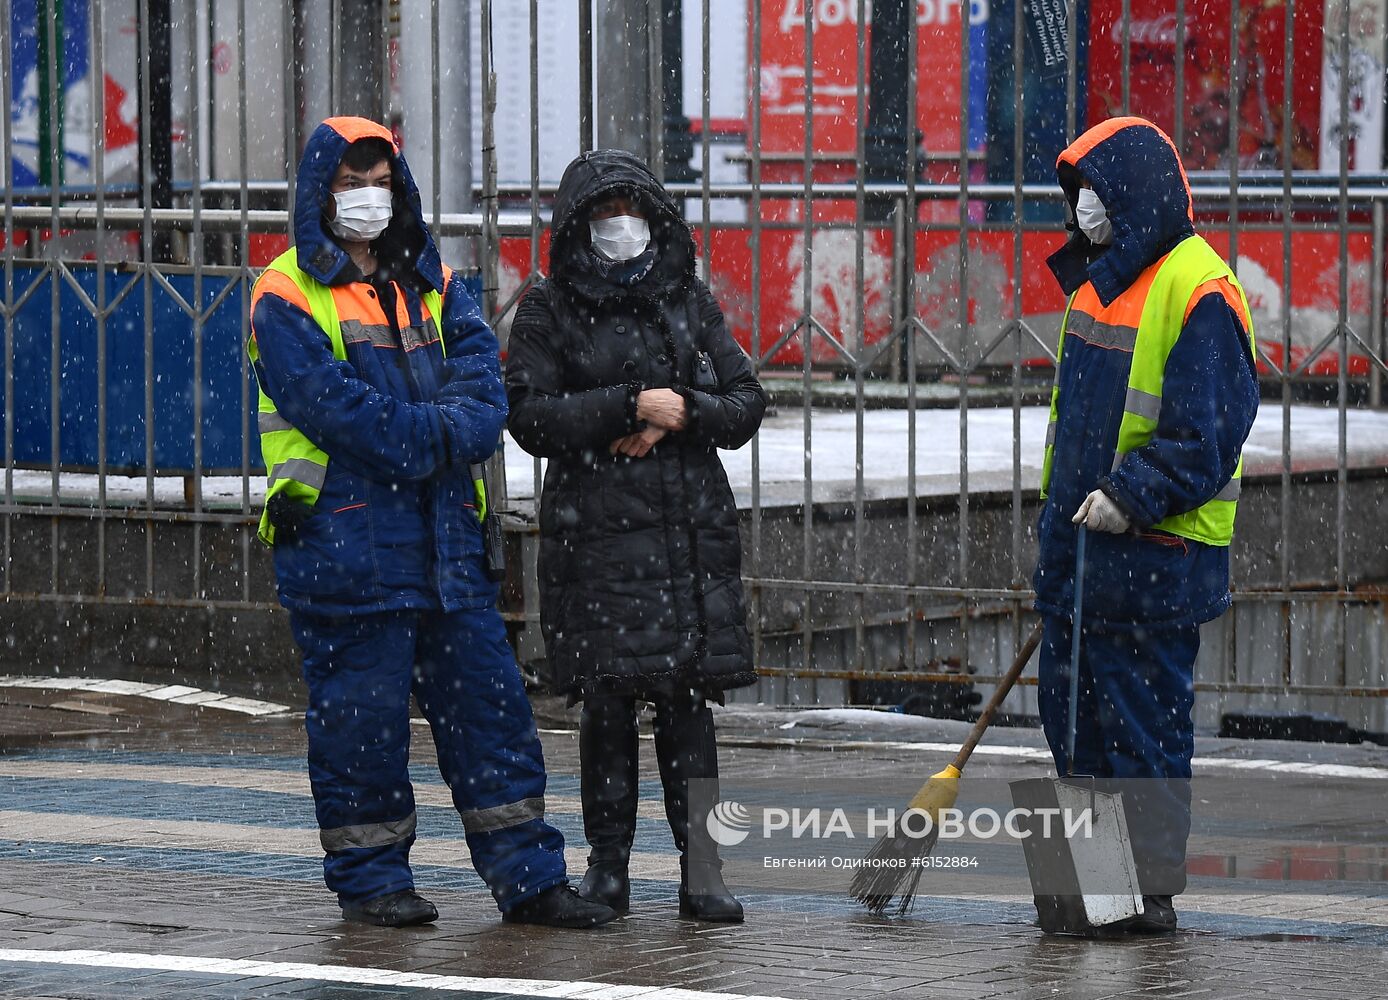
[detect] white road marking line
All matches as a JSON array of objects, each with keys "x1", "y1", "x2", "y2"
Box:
[
  {"x1": 0, "y1": 676, "x2": 294, "y2": 717},
  {"x1": 0, "y1": 948, "x2": 796, "y2": 1000}
]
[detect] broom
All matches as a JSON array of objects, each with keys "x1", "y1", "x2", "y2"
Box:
[{"x1": 850, "y1": 622, "x2": 1044, "y2": 916}]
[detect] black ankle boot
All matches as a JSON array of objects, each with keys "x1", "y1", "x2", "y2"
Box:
[
  {"x1": 578, "y1": 859, "x2": 630, "y2": 914},
  {"x1": 578, "y1": 694, "x2": 639, "y2": 915},
  {"x1": 678, "y1": 858, "x2": 744, "y2": 923},
  {"x1": 655, "y1": 689, "x2": 744, "y2": 924}
]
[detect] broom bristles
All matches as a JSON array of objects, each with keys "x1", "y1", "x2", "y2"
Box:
[
  {"x1": 849, "y1": 825, "x2": 941, "y2": 916},
  {"x1": 851, "y1": 764, "x2": 960, "y2": 916}
]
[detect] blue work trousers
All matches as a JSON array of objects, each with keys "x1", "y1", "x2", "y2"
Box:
[
  {"x1": 289, "y1": 607, "x2": 568, "y2": 910},
  {"x1": 1037, "y1": 614, "x2": 1199, "y2": 895}
]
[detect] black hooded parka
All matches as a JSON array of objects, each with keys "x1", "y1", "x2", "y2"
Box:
[{"x1": 505, "y1": 150, "x2": 766, "y2": 700}]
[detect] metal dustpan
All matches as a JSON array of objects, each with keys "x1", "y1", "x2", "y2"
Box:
[{"x1": 1010, "y1": 527, "x2": 1143, "y2": 935}]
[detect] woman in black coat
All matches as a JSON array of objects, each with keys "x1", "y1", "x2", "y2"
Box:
[{"x1": 506, "y1": 149, "x2": 765, "y2": 922}]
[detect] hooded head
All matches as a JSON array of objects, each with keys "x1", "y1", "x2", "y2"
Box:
[
  {"x1": 292, "y1": 116, "x2": 444, "y2": 291},
  {"x1": 1047, "y1": 116, "x2": 1195, "y2": 306},
  {"x1": 549, "y1": 149, "x2": 695, "y2": 302}
]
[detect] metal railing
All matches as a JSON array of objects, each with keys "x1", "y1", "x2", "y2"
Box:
[{"x1": 3, "y1": 0, "x2": 1386, "y2": 711}]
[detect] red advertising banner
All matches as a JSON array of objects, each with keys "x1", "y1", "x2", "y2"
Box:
[
  {"x1": 753, "y1": 0, "x2": 984, "y2": 223},
  {"x1": 1086, "y1": 0, "x2": 1324, "y2": 170}
]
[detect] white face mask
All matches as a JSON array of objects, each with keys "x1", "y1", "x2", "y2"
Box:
[
  {"x1": 589, "y1": 214, "x2": 651, "y2": 261},
  {"x1": 1075, "y1": 188, "x2": 1113, "y2": 246},
  {"x1": 328, "y1": 186, "x2": 393, "y2": 242}
]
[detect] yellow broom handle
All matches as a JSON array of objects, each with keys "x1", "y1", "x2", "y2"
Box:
[{"x1": 950, "y1": 622, "x2": 1044, "y2": 773}]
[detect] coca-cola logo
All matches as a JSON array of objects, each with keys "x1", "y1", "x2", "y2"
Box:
[{"x1": 1111, "y1": 14, "x2": 1191, "y2": 46}]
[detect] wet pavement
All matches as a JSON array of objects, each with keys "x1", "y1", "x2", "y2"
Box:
[{"x1": 2, "y1": 681, "x2": 1387, "y2": 999}]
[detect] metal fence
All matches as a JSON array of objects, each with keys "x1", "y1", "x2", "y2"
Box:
[{"x1": 3, "y1": 0, "x2": 1387, "y2": 718}]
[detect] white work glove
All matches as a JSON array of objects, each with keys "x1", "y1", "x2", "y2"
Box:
[{"x1": 1072, "y1": 489, "x2": 1130, "y2": 534}]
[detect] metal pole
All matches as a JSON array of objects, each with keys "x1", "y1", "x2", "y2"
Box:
[
  {"x1": 400, "y1": 0, "x2": 472, "y2": 266},
  {"x1": 595, "y1": 0, "x2": 655, "y2": 159},
  {"x1": 334, "y1": 0, "x2": 385, "y2": 119},
  {"x1": 865, "y1": 0, "x2": 912, "y2": 223},
  {"x1": 142, "y1": 0, "x2": 175, "y2": 263},
  {"x1": 579, "y1": 1, "x2": 594, "y2": 154},
  {"x1": 661, "y1": 0, "x2": 697, "y2": 186}
]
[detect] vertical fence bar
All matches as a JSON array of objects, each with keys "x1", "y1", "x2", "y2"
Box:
[
  {"x1": 1174, "y1": 0, "x2": 1186, "y2": 155},
  {"x1": 239, "y1": 0, "x2": 253, "y2": 603},
  {"x1": 1120, "y1": 0, "x2": 1131, "y2": 114},
  {"x1": 799, "y1": 0, "x2": 815, "y2": 693},
  {"x1": 957, "y1": 0, "x2": 973, "y2": 673},
  {"x1": 852, "y1": 0, "x2": 867, "y2": 674},
  {"x1": 2, "y1": 0, "x2": 14, "y2": 595},
  {"x1": 1279, "y1": 0, "x2": 1295, "y2": 686},
  {"x1": 284, "y1": 1, "x2": 298, "y2": 227},
  {"x1": 139, "y1": 0, "x2": 157, "y2": 596},
  {"x1": 92, "y1": 0, "x2": 108, "y2": 597},
  {"x1": 45, "y1": 0, "x2": 61, "y2": 593},
  {"x1": 1065, "y1": 0, "x2": 1077, "y2": 142},
  {"x1": 190, "y1": 3, "x2": 206, "y2": 600},
  {"x1": 1222, "y1": 0, "x2": 1240, "y2": 680},
  {"x1": 431, "y1": 0, "x2": 442, "y2": 232},
  {"x1": 749, "y1": 0, "x2": 764, "y2": 678},
  {"x1": 1010, "y1": 0, "x2": 1027, "y2": 640},
  {"x1": 1226, "y1": 0, "x2": 1240, "y2": 268},
  {"x1": 1372, "y1": 202, "x2": 1385, "y2": 410},
  {"x1": 529, "y1": 0, "x2": 540, "y2": 284},
  {"x1": 904, "y1": 1, "x2": 920, "y2": 669},
  {"x1": 1335, "y1": 0, "x2": 1350, "y2": 683},
  {"x1": 480, "y1": 0, "x2": 498, "y2": 320},
  {"x1": 699, "y1": 0, "x2": 712, "y2": 281}
]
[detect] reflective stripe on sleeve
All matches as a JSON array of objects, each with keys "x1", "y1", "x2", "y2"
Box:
[
  {"x1": 1123, "y1": 386, "x2": 1162, "y2": 422},
  {"x1": 459, "y1": 796, "x2": 545, "y2": 835},
  {"x1": 1045, "y1": 420, "x2": 1057, "y2": 447},
  {"x1": 258, "y1": 411, "x2": 295, "y2": 434},
  {"x1": 320, "y1": 811, "x2": 417, "y2": 853},
  {"x1": 268, "y1": 458, "x2": 327, "y2": 490}
]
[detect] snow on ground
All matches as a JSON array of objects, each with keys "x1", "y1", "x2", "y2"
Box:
[{"x1": 7, "y1": 404, "x2": 1388, "y2": 508}]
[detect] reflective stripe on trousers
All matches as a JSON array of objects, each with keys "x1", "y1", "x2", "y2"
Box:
[
  {"x1": 320, "y1": 810, "x2": 417, "y2": 853},
  {"x1": 460, "y1": 796, "x2": 546, "y2": 835}
]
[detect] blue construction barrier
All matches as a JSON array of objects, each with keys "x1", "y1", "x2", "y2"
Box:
[{"x1": 4, "y1": 264, "x2": 485, "y2": 476}]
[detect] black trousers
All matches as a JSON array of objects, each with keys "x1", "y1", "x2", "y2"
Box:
[{"x1": 578, "y1": 687, "x2": 720, "y2": 864}]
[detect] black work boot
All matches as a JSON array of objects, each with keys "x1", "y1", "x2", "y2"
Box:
[
  {"x1": 502, "y1": 884, "x2": 619, "y2": 928},
  {"x1": 654, "y1": 689, "x2": 744, "y2": 924},
  {"x1": 341, "y1": 889, "x2": 438, "y2": 927},
  {"x1": 576, "y1": 694, "x2": 639, "y2": 914},
  {"x1": 1126, "y1": 894, "x2": 1178, "y2": 934}
]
